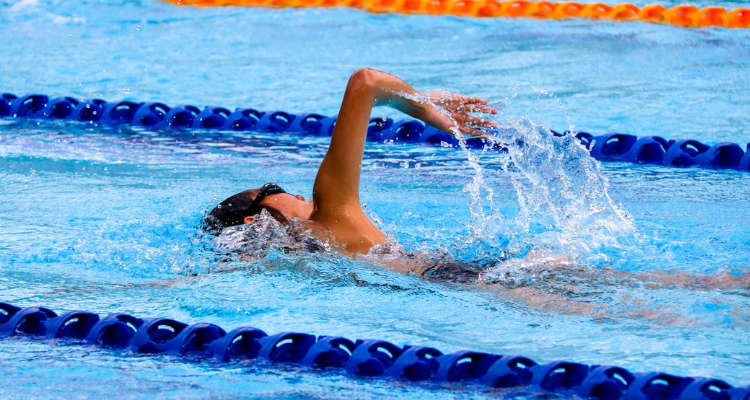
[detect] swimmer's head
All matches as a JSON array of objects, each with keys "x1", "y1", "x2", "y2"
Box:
[{"x1": 204, "y1": 183, "x2": 313, "y2": 233}]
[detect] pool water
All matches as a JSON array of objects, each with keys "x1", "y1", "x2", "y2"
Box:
[{"x1": 1, "y1": 0, "x2": 749, "y2": 399}]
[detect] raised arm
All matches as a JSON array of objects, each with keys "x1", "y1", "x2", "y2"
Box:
[{"x1": 312, "y1": 68, "x2": 496, "y2": 213}]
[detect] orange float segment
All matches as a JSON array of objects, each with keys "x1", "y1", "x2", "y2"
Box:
[
  {"x1": 527, "y1": 1, "x2": 556, "y2": 19},
  {"x1": 345, "y1": 0, "x2": 363, "y2": 7},
  {"x1": 638, "y1": 4, "x2": 667, "y2": 23},
  {"x1": 476, "y1": 0, "x2": 504, "y2": 17},
  {"x1": 551, "y1": 2, "x2": 584, "y2": 19},
  {"x1": 503, "y1": 0, "x2": 532, "y2": 17},
  {"x1": 280, "y1": 0, "x2": 303, "y2": 7},
  {"x1": 581, "y1": 2, "x2": 613, "y2": 19},
  {"x1": 449, "y1": 0, "x2": 480, "y2": 16},
  {"x1": 401, "y1": 0, "x2": 424, "y2": 13},
  {"x1": 368, "y1": 0, "x2": 399, "y2": 11},
  {"x1": 694, "y1": 6, "x2": 725, "y2": 27},
  {"x1": 725, "y1": 8, "x2": 750, "y2": 28},
  {"x1": 440, "y1": 0, "x2": 460, "y2": 14},
  {"x1": 423, "y1": 0, "x2": 448, "y2": 14},
  {"x1": 268, "y1": 0, "x2": 295, "y2": 7},
  {"x1": 317, "y1": 0, "x2": 344, "y2": 7},
  {"x1": 391, "y1": 0, "x2": 415, "y2": 12},
  {"x1": 363, "y1": 0, "x2": 390, "y2": 9},
  {"x1": 394, "y1": 0, "x2": 412, "y2": 11},
  {"x1": 192, "y1": 0, "x2": 229, "y2": 5},
  {"x1": 666, "y1": 4, "x2": 699, "y2": 27},
  {"x1": 609, "y1": 3, "x2": 638, "y2": 21}
]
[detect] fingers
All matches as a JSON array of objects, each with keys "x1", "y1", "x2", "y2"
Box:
[
  {"x1": 441, "y1": 95, "x2": 497, "y2": 115},
  {"x1": 453, "y1": 113, "x2": 497, "y2": 129},
  {"x1": 455, "y1": 112, "x2": 497, "y2": 138},
  {"x1": 424, "y1": 91, "x2": 499, "y2": 139},
  {"x1": 440, "y1": 93, "x2": 487, "y2": 104},
  {"x1": 458, "y1": 95, "x2": 489, "y2": 105},
  {"x1": 456, "y1": 103, "x2": 497, "y2": 114},
  {"x1": 428, "y1": 92, "x2": 493, "y2": 107},
  {"x1": 459, "y1": 125, "x2": 491, "y2": 137}
]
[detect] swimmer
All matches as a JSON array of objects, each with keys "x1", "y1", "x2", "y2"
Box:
[
  {"x1": 30, "y1": 72, "x2": 745, "y2": 328},
  {"x1": 203, "y1": 68, "x2": 748, "y2": 321},
  {"x1": 205, "y1": 68, "x2": 497, "y2": 257}
]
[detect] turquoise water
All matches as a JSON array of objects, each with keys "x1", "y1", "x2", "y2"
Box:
[{"x1": 1, "y1": 0, "x2": 749, "y2": 398}]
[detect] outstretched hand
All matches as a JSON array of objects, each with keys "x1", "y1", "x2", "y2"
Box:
[{"x1": 419, "y1": 92, "x2": 498, "y2": 137}]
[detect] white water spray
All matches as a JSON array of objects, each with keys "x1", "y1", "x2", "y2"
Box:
[{"x1": 416, "y1": 84, "x2": 636, "y2": 266}]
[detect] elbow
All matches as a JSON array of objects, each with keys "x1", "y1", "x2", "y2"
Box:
[{"x1": 348, "y1": 68, "x2": 378, "y2": 92}]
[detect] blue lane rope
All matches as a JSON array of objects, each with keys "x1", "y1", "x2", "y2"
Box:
[
  {"x1": 2, "y1": 92, "x2": 749, "y2": 172},
  {"x1": 0, "y1": 302, "x2": 748, "y2": 399}
]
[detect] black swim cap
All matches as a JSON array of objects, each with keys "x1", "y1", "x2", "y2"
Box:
[{"x1": 204, "y1": 183, "x2": 286, "y2": 233}]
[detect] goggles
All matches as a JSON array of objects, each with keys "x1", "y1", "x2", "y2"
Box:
[{"x1": 247, "y1": 183, "x2": 287, "y2": 216}]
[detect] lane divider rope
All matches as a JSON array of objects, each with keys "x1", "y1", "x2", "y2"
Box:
[
  {"x1": 163, "y1": 0, "x2": 750, "y2": 29},
  {"x1": 2, "y1": 92, "x2": 749, "y2": 172},
  {"x1": 1, "y1": 302, "x2": 748, "y2": 399}
]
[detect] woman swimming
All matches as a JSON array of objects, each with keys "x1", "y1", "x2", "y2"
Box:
[
  {"x1": 205, "y1": 68, "x2": 497, "y2": 257},
  {"x1": 203, "y1": 68, "x2": 748, "y2": 305}
]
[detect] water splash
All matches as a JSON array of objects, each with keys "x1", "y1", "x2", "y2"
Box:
[
  {"x1": 212, "y1": 209, "x2": 333, "y2": 258},
  {"x1": 416, "y1": 84, "x2": 636, "y2": 266}
]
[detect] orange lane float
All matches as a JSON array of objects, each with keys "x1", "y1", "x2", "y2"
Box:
[
  {"x1": 609, "y1": 3, "x2": 638, "y2": 21},
  {"x1": 581, "y1": 2, "x2": 613, "y2": 20},
  {"x1": 163, "y1": 0, "x2": 750, "y2": 28},
  {"x1": 637, "y1": 4, "x2": 666, "y2": 23}
]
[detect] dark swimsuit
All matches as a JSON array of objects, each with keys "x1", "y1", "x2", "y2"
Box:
[{"x1": 420, "y1": 262, "x2": 483, "y2": 284}]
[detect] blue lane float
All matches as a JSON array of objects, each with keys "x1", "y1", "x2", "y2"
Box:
[
  {"x1": 1, "y1": 302, "x2": 748, "y2": 399},
  {"x1": 2, "y1": 92, "x2": 750, "y2": 173}
]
